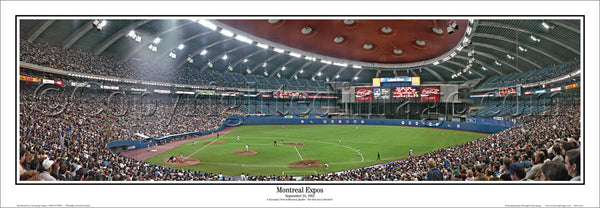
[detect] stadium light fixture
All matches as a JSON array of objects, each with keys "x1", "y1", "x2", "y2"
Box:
[
  {"x1": 228, "y1": 65, "x2": 233, "y2": 71},
  {"x1": 273, "y1": 48, "x2": 284, "y2": 53},
  {"x1": 542, "y1": 22, "x2": 550, "y2": 29},
  {"x1": 281, "y1": 66, "x2": 286, "y2": 71},
  {"x1": 148, "y1": 44, "x2": 157, "y2": 52},
  {"x1": 317, "y1": 72, "x2": 322, "y2": 76},
  {"x1": 220, "y1": 29, "x2": 234, "y2": 37},
  {"x1": 530, "y1": 35, "x2": 540, "y2": 42},
  {"x1": 518, "y1": 46, "x2": 528, "y2": 52},
  {"x1": 128, "y1": 30, "x2": 136, "y2": 38},
  {"x1": 481, "y1": 66, "x2": 487, "y2": 70},
  {"x1": 333, "y1": 62, "x2": 348, "y2": 67},
  {"x1": 222, "y1": 54, "x2": 228, "y2": 60},
  {"x1": 352, "y1": 65, "x2": 361, "y2": 69},
  {"x1": 354, "y1": 76, "x2": 358, "y2": 80},
  {"x1": 256, "y1": 43, "x2": 268, "y2": 49},
  {"x1": 168, "y1": 51, "x2": 176, "y2": 59},
  {"x1": 200, "y1": 50, "x2": 207, "y2": 56},
  {"x1": 197, "y1": 19, "x2": 217, "y2": 31},
  {"x1": 299, "y1": 70, "x2": 304, "y2": 74},
  {"x1": 153, "y1": 37, "x2": 161, "y2": 44},
  {"x1": 187, "y1": 56, "x2": 194, "y2": 63},
  {"x1": 235, "y1": 35, "x2": 253, "y2": 44},
  {"x1": 243, "y1": 59, "x2": 248, "y2": 63},
  {"x1": 320, "y1": 60, "x2": 333, "y2": 65},
  {"x1": 495, "y1": 60, "x2": 502, "y2": 66},
  {"x1": 262, "y1": 63, "x2": 267, "y2": 67},
  {"x1": 289, "y1": 52, "x2": 301, "y2": 58},
  {"x1": 178, "y1": 44, "x2": 185, "y2": 50},
  {"x1": 432, "y1": 61, "x2": 440, "y2": 65},
  {"x1": 207, "y1": 61, "x2": 213, "y2": 68}
]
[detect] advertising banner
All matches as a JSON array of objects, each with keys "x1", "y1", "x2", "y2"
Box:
[
  {"x1": 19, "y1": 75, "x2": 40, "y2": 82},
  {"x1": 355, "y1": 88, "x2": 372, "y2": 102},
  {"x1": 420, "y1": 86, "x2": 440, "y2": 102},
  {"x1": 565, "y1": 83, "x2": 579, "y2": 89},
  {"x1": 392, "y1": 86, "x2": 419, "y2": 99}
]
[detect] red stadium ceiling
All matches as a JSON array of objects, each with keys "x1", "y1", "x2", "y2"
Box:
[{"x1": 218, "y1": 19, "x2": 468, "y2": 64}]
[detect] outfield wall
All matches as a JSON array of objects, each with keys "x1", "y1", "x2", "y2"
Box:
[{"x1": 233, "y1": 117, "x2": 513, "y2": 134}]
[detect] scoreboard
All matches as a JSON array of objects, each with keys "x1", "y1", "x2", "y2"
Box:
[{"x1": 373, "y1": 77, "x2": 420, "y2": 87}]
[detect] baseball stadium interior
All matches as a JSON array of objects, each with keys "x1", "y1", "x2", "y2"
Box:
[{"x1": 18, "y1": 18, "x2": 581, "y2": 182}]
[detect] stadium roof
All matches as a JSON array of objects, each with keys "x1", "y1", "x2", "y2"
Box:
[{"x1": 19, "y1": 18, "x2": 580, "y2": 84}]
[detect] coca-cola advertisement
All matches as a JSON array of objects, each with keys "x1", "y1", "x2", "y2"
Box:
[
  {"x1": 420, "y1": 86, "x2": 440, "y2": 102},
  {"x1": 355, "y1": 88, "x2": 372, "y2": 102}
]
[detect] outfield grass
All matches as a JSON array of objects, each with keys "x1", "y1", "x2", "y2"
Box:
[{"x1": 145, "y1": 125, "x2": 488, "y2": 176}]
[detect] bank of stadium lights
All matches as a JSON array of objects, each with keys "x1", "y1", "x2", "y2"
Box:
[
  {"x1": 243, "y1": 59, "x2": 248, "y2": 63},
  {"x1": 354, "y1": 76, "x2": 359, "y2": 80},
  {"x1": 352, "y1": 65, "x2": 361, "y2": 69},
  {"x1": 335, "y1": 74, "x2": 340, "y2": 79},
  {"x1": 325, "y1": 77, "x2": 330, "y2": 82},
  {"x1": 482, "y1": 66, "x2": 487, "y2": 70},
  {"x1": 197, "y1": 19, "x2": 217, "y2": 31},
  {"x1": 222, "y1": 54, "x2": 228, "y2": 60},
  {"x1": 333, "y1": 62, "x2": 347, "y2": 67},
  {"x1": 495, "y1": 60, "x2": 502, "y2": 66},
  {"x1": 530, "y1": 35, "x2": 541, "y2": 42},
  {"x1": 304, "y1": 56, "x2": 316, "y2": 61},
  {"x1": 177, "y1": 44, "x2": 185, "y2": 50},
  {"x1": 299, "y1": 69, "x2": 304, "y2": 74},
  {"x1": 432, "y1": 61, "x2": 440, "y2": 65},
  {"x1": 200, "y1": 50, "x2": 207, "y2": 56},
  {"x1": 148, "y1": 44, "x2": 157, "y2": 52},
  {"x1": 317, "y1": 72, "x2": 322, "y2": 76},
  {"x1": 262, "y1": 63, "x2": 267, "y2": 67},
  {"x1": 246, "y1": 69, "x2": 251, "y2": 74},
  {"x1": 289, "y1": 52, "x2": 301, "y2": 58},
  {"x1": 228, "y1": 65, "x2": 233, "y2": 71},
  {"x1": 92, "y1": 20, "x2": 107, "y2": 31},
  {"x1": 320, "y1": 60, "x2": 333, "y2": 65},
  {"x1": 518, "y1": 46, "x2": 528, "y2": 52},
  {"x1": 264, "y1": 71, "x2": 269, "y2": 76},
  {"x1": 447, "y1": 21, "x2": 458, "y2": 34},
  {"x1": 235, "y1": 35, "x2": 253, "y2": 44},
  {"x1": 168, "y1": 51, "x2": 176, "y2": 59},
  {"x1": 281, "y1": 66, "x2": 286, "y2": 71},
  {"x1": 153, "y1": 37, "x2": 161, "y2": 44},
  {"x1": 277, "y1": 73, "x2": 281, "y2": 78},
  {"x1": 273, "y1": 48, "x2": 285, "y2": 53},
  {"x1": 207, "y1": 61, "x2": 213, "y2": 68},
  {"x1": 256, "y1": 43, "x2": 268, "y2": 49},
  {"x1": 506, "y1": 54, "x2": 515, "y2": 60},
  {"x1": 219, "y1": 29, "x2": 234, "y2": 37},
  {"x1": 127, "y1": 30, "x2": 141, "y2": 42},
  {"x1": 186, "y1": 56, "x2": 194, "y2": 64}
]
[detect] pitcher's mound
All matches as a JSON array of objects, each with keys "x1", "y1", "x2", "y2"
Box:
[
  {"x1": 290, "y1": 160, "x2": 322, "y2": 168},
  {"x1": 283, "y1": 142, "x2": 305, "y2": 146},
  {"x1": 163, "y1": 157, "x2": 201, "y2": 166},
  {"x1": 235, "y1": 151, "x2": 257, "y2": 155},
  {"x1": 203, "y1": 141, "x2": 225, "y2": 145}
]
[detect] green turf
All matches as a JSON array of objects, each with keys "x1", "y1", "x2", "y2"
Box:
[{"x1": 145, "y1": 125, "x2": 488, "y2": 176}]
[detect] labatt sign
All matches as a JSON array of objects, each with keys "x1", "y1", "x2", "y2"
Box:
[
  {"x1": 420, "y1": 86, "x2": 440, "y2": 102},
  {"x1": 355, "y1": 88, "x2": 372, "y2": 102}
]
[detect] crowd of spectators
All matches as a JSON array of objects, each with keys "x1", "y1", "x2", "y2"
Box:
[
  {"x1": 19, "y1": 82, "x2": 245, "y2": 181},
  {"x1": 20, "y1": 40, "x2": 328, "y2": 90}
]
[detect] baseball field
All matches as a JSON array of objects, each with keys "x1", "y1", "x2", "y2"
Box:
[{"x1": 145, "y1": 125, "x2": 488, "y2": 176}]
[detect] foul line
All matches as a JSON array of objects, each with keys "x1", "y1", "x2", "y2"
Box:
[
  {"x1": 293, "y1": 146, "x2": 304, "y2": 160},
  {"x1": 187, "y1": 135, "x2": 222, "y2": 158}
]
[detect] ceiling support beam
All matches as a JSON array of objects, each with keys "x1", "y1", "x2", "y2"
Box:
[{"x1": 27, "y1": 20, "x2": 55, "y2": 43}]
